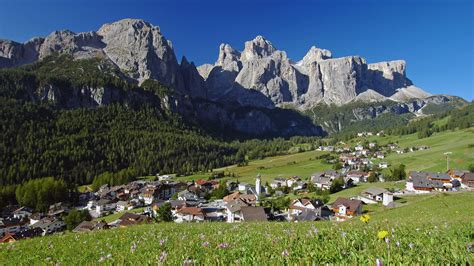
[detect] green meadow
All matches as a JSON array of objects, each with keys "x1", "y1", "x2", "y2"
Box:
[
  {"x1": 1, "y1": 192, "x2": 472, "y2": 265},
  {"x1": 178, "y1": 128, "x2": 474, "y2": 184}
]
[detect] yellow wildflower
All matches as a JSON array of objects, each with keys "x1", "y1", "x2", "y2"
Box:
[
  {"x1": 360, "y1": 214, "x2": 371, "y2": 223},
  {"x1": 378, "y1": 230, "x2": 389, "y2": 239}
]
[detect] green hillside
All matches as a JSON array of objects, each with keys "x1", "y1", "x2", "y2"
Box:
[
  {"x1": 1, "y1": 192, "x2": 472, "y2": 264},
  {"x1": 179, "y1": 127, "x2": 474, "y2": 184}
]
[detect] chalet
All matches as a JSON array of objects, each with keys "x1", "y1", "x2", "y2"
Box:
[
  {"x1": 238, "y1": 183, "x2": 252, "y2": 192},
  {"x1": 387, "y1": 144, "x2": 398, "y2": 150},
  {"x1": 428, "y1": 173, "x2": 452, "y2": 184},
  {"x1": 375, "y1": 152, "x2": 385, "y2": 159},
  {"x1": 240, "y1": 207, "x2": 268, "y2": 222},
  {"x1": 378, "y1": 162, "x2": 389, "y2": 169},
  {"x1": 330, "y1": 197, "x2": 363, "y2": 221},
  {"x1": 368, "y1": 142, "x2": 377, "y2": 148},
  {"x1": 48, "y1": 202, "x2": 69, "y2": 217},
  {"x1": 175, "y1": 207, "x2": 205, "y2": 223},
  {"x1": 177, "y1": 190, "x2": 199, "y2": 201},
  {"x1": 73, "y1": 220, "x2": 109, "y2": 233},
  {"x1": 0, "y1": 233, "x2": 17, "y2": 243},
  {"x1": 195, "y1": 179, "x2": 219, "y2": 190},
  {"x1": 157, "y1": 175, "x2": 173, "y2": 181},
  {"x1": 288, "y1": 198, "x2": 324, "y2": 218},
  {"x1": 223, "y1": 192, "x2": 257, "y2": 206},
  {"x1": 270, "y1": 178, "x2": 287, "y2": 189},
  {"x1": 448, "y1": 169, "x2": 469, "y2": 181},
  {"x1": 116, "y1": 201, "x2": 134, "y2": 212},
  {"x1": 292, "y1": 181, "x2": 307, "y2": 191},
  {"x1": 311, "y1": 174, "x2": 332, "y2": 190},
  {"x1": 200, "y1": 201, "x2": 226, "y2": 222},
  {"x1": 12, "y1": 207, "x2": 33, "y2": 220},
  {"x1": 0, "y1": 218, "x2": 26, "y2": 236},
  {"x1": 226, "y1": 203, "x2": 268, "y2": 223},
  {"x1": 29, "y1": 213, "x2": 45, "y2": 225},
  {"x1": 406, "y1": 171, "x2": 445, "y2": 193},
  {"x1": 360, "y1": 187, "x2": 388, "y2": 203},
  {"x1": 118, "y1": 212, "x2": 151, "y2": 227},
  {"x1": 32, "y1": 217, "x2": 65, "y2": 235},
  {"x1": 95, "y1": 199, "x2": 116, "y2": 214},
  {"x1": 461, "y1": 172, "x2": 474, "y2": 188},
  {"x1": 141, "y1": 187, "x2": 158, "y2": 205},
  {"x1": 286, "y1": 176, "x2": 301, "y2": 187},
  {"x1": 346, "y1": 171, "x2": 369, "y2": 184}
]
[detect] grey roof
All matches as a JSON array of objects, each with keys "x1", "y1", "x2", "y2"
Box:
[
  {"x1": 429, "y1": 173, "x2": 451, "y2": 180},
  {"x1": 295, "y1": 210, "x2": 320, "y2": 221},
  {"x1": 411, "y1": 176, "x2": 444, "y2": 189},
  {"x1": 225, "y1": 199, "x2": 250, "y2": 213},
  {"x1": 240, "y1": 206, "x2": 268, "y2": 221},
  {"x1": 362, "y1": 187, "x2": 388, "y2": 196},
  {"x1": 311, "y1": 175, "x2": 332, "y2": 185},
  {"x1": 96, "y1": 199, "x2": 112, "y2": 205},
  {"x1": 409, "y1": 171, "x2": 430, "y2": 179}
]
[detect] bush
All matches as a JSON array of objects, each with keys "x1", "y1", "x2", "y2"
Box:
[{"x1": 64, "y1": 209, "x2": 92, "y2": 231}]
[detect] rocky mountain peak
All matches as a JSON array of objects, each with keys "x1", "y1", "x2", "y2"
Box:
[
  {"x1": 216, "y1": 43, "x2": 240, "y2": 70},
  {"x1": 241, "y1": 35, "x2": 276, "y2": 61},
  {"x1": 298, "y1": 46, "x2": 332, "y2": 66}
]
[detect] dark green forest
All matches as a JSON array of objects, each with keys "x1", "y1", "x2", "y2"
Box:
[{"x1": 0, "y1": 55, "x2": 472, "y2": 201}]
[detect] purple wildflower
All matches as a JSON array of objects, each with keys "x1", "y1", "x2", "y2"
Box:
[
  {"x1": 159, "y1": 239, "x2": 166, "y2": 246},
  {"x1": 218, "y1": 242, "x2": 230, "y2": 249},
  {"x1": 376, "y1": 258, "x2": 382, "y2": 266},
  {"x1": 281, "y1": 249, "x2": 289, "y2": 257},
  {"x1": 159, "y1": 251, "x2": 168, "y2": 262},
  {"x1": 202, "y1": 242, "x2": 210, "y2": 247},
  {"x1": 56, "y1": 261, "x2": 60, "y2": 266}
]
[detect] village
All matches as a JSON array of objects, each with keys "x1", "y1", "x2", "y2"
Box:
[{"x1": 1, "y1": 134, "x2": 473, "y2": 243}]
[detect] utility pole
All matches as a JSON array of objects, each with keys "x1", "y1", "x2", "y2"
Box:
[{"x1": 444, "y1": 152, "x2": 452, "y2": 171}]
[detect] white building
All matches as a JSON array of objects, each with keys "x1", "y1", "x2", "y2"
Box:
[{"x1": 255, "y1": 174, "x2": 261, "y2": 200}]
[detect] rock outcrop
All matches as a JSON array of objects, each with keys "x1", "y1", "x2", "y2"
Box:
[
  {"x1": 0, "y1": 19, "x2": 206, "y2": 99},
  {"x1": 199, "y1": 36, "x2": 420, "y2": 108}
]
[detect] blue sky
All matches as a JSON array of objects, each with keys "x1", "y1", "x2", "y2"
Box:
[{"x1": 0, "y1": 0, "x2": 472, "y2": 100}]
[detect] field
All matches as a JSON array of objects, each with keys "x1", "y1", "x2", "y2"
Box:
[
  {"x1": 177, "y1": 128, "x2": 474, "y2": 185},
  {"x1": 1, "y1": 192, "x2": 472, "y2": 264},
  {"x1": 366, "y1": 128, "x2": 474, "y2": 172},
  {"x1": 176, "y1": 149, "x2": 330, "y2": 184}
]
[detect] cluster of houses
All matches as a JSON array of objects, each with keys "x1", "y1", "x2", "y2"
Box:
[
  {"x1": 1, "y1": 138, "x2": 472, "y2": 243},
  {"x1": 332, "y1": 141, "x2": 430, "y2": 172},
  {"x1": 0, "y1": 204, "x2": 69, "y2": 243},
  {"x1": 405, "y1": 169, "x2": 474, "y2": 193}
]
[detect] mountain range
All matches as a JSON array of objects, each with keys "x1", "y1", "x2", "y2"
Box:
[{"x1": 0, "y1": 18, "x2": 466, "y2": 136}]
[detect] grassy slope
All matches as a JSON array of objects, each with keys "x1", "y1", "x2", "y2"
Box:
[
  {"x1": 367, "y1": 128, "x2": 474, "y2": 172},
  {"x1": 1, "y1": 192, "x2": 472, "y2": 264},
  {"x1": 176, "y1": 150, "x2": 330, "y2": 184},
  {"x1": 177, "y1": 128, "x2": 474, "y2": 185}
]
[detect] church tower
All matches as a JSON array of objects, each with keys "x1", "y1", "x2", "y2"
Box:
[{"x1": 256, "y1": 174, "x2": 262, "y2": 199}]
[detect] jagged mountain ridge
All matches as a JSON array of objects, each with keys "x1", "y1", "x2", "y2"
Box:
[
  {"x1": 0, "y1": 18, "x2": 465, "y2": 136},
  {"x1": 198, "y1": 36, "x2": 424, "y2": 108}
]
